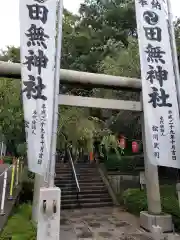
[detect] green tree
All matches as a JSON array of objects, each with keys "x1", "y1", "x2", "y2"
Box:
[
  {"x1": 0, "y1": 46, "x2": 20, "y2": 63},
  {"x1": 61, "y1": 0, "x2": 137, "y2": 73},
  {"x1": 98, "y1": 38, "x2": 141, "y2": 140},
  {"x1": 0, "y1": 78, "x2": 24, "y2": 153},
  {"x1": 174, "y1": 18, "x2": 180, "y2": 69}
]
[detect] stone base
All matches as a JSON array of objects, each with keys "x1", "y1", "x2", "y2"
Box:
[{"x1": 140, "y1": 211, "x2": 173, "y2": 233}]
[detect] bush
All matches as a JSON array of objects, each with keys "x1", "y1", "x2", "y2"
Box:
[
  {"x1": 104, "y1": 154, "x2": 144, "y2": 173},
  {"x1": 0, "y1": 204, "x2": 36, "y2": 239},
  {"x1": 19, "y1": 179, "x2": 34, "y2": 204},
  {"x1": 122, "y1": 185, "x2": 180, "y2": 230},
  {"x1": 19, "y1": 169, "x2": 34, "y2": 204},
  {"x1": 2, "y1": 156, "x2": 13, "y2": 164}
]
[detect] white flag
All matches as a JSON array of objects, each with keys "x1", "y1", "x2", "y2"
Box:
[
  {"x1": 19, "y1": 0, "x2": 57, "y2": 175},
  {"x1": 135, "y1": 0, "x2": 180, "y2": 168}
]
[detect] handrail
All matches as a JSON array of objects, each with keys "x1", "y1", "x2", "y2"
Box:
[
  {"x1": 67, "y1": 149, "x2": 80, "y2": 193},
  {"x1": 0, "y1": 158, "x2": 24, "y2": 215},
  {"x1": 0, "y1": 164, "x2": 13, "y2": 178}
]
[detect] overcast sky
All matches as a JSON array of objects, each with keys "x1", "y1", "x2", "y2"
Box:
[{"x1": 0, "y1": 0, "x2": 179, "y2": 50}]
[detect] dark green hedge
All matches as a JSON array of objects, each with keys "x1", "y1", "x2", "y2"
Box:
[
  {"x1": 122, "y1": 185, "x2": 180, "y2": 230},
  {"x1": 2, "y1": 156, "x2": 13, "y2": 164},
  {"x1": 104, "y1": 153, "x2": 144, "y2": 172}
]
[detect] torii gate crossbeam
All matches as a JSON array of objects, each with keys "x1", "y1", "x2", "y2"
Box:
[{"x1": 0, "y1": 61, "x2": 141, "y2": 91}]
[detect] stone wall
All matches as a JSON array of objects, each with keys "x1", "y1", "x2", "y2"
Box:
[{"x1": 108, "y1": 174, "x2": 140, "y2": 195}]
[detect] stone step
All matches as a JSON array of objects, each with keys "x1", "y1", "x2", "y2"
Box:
[
  {"x1": 61, "y1": 201, "x2": 113, "y2": 210},
  {"x1": 55, "y1": 175, "x2": 101, "y2": 181},
  {"x1": 55, "y1": 175, "x2": 102, "y2": 181},
  {"x1": 61, "y1": 193, "x2": 111, "y2": 200},
  {"x1": 62, "y1": 197, "x2": 112, "y2": 205},
  {"x1": 75, "y1": 163, "x2": 96, "y2": 167},
  {"x1": 55, "y1": 163, "x2": 113, "y2": 209},
  {"x1": 60, "y1": 188, "x2": 108, "y2": 195},
  {"x1": 55, "y1": 170, "x2": 98, "y2": 175},
  {"x1": 55, "y1": 173, "x2": 72, "y2": 177},
  {"x1": 55, "y1": 170, "x2": 72, "y2": 174},
  {"x1": 55, "y1": 179, "x2": 103, "y2": 185},
  {"x1": 56, "y1": 182, "x2": 105, "y2": 189}
]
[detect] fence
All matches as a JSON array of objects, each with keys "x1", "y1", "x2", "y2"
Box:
[{"x1": 0, "y1": 158, "x2": 24, "y2": 216}]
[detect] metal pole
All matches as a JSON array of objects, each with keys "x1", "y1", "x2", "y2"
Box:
[
  {"x1": 166, "y1": 0, "x2": 180, "y2": 112},
  {"x1": 8, "y1": 163, "x2": 15, "y2": 200},
  {"x1": 0, "y1": 142, "x2": 3, "y2": 158},
  {"x1": 15, "y1": 158, "x2": 19, "y2": 187},
  {"x1": 48, "y1": 0, "x2": 63, "y2": 187},
  {"x1": 0, "y1": 171, "x2": 7, "y2": 215}
]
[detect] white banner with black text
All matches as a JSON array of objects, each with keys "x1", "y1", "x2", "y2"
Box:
[
  {"x1": 19, "y1": 0, "x2": 57, "y2": 175},
  {"x1": 135, "y1": 0, "x2": 180, "y2": 168}
]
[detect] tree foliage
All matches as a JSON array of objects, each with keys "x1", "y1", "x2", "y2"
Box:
[
  {"x1": 62, "y1": 0, "x2": 136, "y2": 72},
  {"x1": 0, "y1": 46, "x2": 20, "y2": 63},
  {"x1": 0, "y1": 78, "x2": 24, "y2": 154}
]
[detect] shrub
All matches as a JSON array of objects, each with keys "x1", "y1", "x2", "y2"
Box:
[
  {"x1": 122, "y1": 185, "x2": 180, "y2": 230},
  {"x1": 19, "y1": 169, "x2": 34, "y2": 204},
  {"x1": 2, "y1": 156, "x2": 13, "y2": 164},
  {"x1": 104, "y1": 154, "x2": 144, "y2": 173},
  {"x1": 19, "y1": 178, "x2": 34, "y2": 204},
  {"x1": 16, "y1": 143, "x2": 27, "y2": 158}
]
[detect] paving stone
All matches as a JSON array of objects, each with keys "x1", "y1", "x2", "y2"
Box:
[
  {"x1": 77, "y1": 231, "x2": 94, "y2": 239},
  {"x1": 62, "y1": 207, "x2": 142, "y2": 240},
  {"x1": 98, "y1": 231, "x2": 113, "y2": 238},
  {"x1": 60, "y1": 228, "x2": 77, "y2": 239},
  {"x1": 60, "y1": 218, "x2": 70, "y2": 225},
  {"x1": 115, "y1": 221, "x2": 131, "y2": 227},
  {"x1": 70, "y1": 218, "x2": 84, "y2": 223},
  {"x1": 130, "y1": 234, "x2": 153, "y2": 240},
  {"x1": 88, "y1": 222, "x2": 101, "y2": 228}
]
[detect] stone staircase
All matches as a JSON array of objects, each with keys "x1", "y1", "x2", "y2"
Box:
[{"x1": 55, "y1": 162, "x2": 113, "y2": 209}]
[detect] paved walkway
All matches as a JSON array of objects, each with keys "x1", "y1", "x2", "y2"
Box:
[{"x1": 60, "y1": 207, "x2": 149, "y2": 240}]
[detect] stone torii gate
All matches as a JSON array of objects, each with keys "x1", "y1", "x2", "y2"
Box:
[{"x1": 0, "y1": 60, "x2": 172, "y2": 232}]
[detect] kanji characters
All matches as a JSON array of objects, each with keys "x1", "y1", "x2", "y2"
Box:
[
  {"x1": 22, "y1": 75, "x2": 47, "y2": 100},
  {"x1": 27, "y1": 4, "x2": 48, "y2": 24},
  {"x1": 38, "y1": 104, "x2": 46, "y2": 165},
  {"x1": 154, "y1": 152, "x2": 159, "y2": 158},
  {"x1": 151, "y1": 0, "x2": 161, "y2": 10},
  {"x1": 32, "y1": 110, "x2": 38, "y2": 135},
  {"x1": 23, "y1": 49, "x2": 48, "y2": 75},
  {"x1": 26, "y1": 24, "x2": 49, "y2": 49},
  {"x1": 138, "y1": 0, "x2": 148, "y2": 7},
  {"x1": 154, "y1": 142, "x2": 159, "y2": 149},
  {"x1": 24, "y1": 120, "x2": 30, "y2": 129},
  {"x1": 144, "y1": 27, "x2": 162, "y2": 42},
  {"x1": 145, "y1": 44, "x2": 165, "y2": 64},
  {"x1": 146, "y1": 65, "x2": 168, "y2": 87},
  {"x1": 153, "y1": 133, "x2": 158, "y2": 141},
  {"x1": 160, "y1": 116, "x2": 165, "y2": 136},
  {"x1": 152, "y1": 125, "x2": 158, "y2": 132},
  {"x1": 148, "y1": 87, "x2": 172, "y2": 108}
]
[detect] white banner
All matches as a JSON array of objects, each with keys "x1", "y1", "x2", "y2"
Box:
[
  {"x1": 19, "y1": 0, "x2": 57, "y2": 175},
  {"x1": 135, "y1": 0, "x2": 180, "y2": 168}
]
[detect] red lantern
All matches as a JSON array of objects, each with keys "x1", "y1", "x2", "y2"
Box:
[
  {"x1": 132, "y1": 141, "x2": 139, "y2": 153},
  {"x1": 119, "y1": 136, "x2": 126, "y2": 149}
]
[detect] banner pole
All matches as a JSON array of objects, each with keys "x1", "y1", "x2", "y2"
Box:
[
  {"x1": 166, "y1": 0, "x2": 180, "y2": 112},
  {"x1": 48, "y1": 0, "x2": 63, "y2": 187}
]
